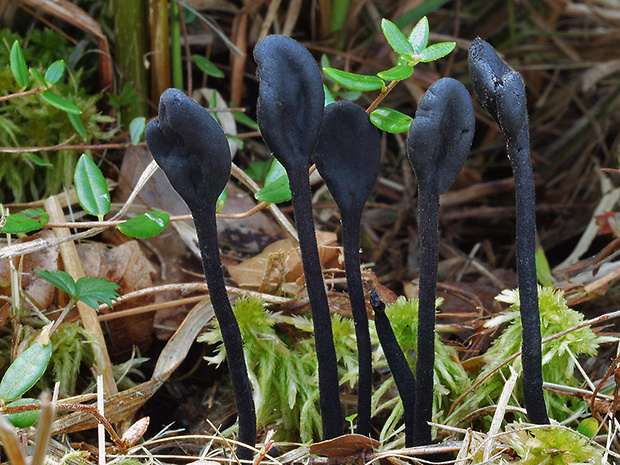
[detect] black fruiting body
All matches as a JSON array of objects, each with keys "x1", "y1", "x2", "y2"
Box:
[
  {"x1": 370, "y1": 291, "x2": 416, "y2": 446},
  {"x1": 468, "y1": 37, "x2": 549, "y2": 425},
  {"x1": 313, "y1": 101, "x2": 382, "y2": 436},
  {"x1": 254, "y1": 35, "x2": 343, "y2": 439},
  {"x1": 406, "y1": 78, "x2": 475, "y2": 446},
  {"x1": 145, "y1": 88, "x2": 256, "y2": 460}
]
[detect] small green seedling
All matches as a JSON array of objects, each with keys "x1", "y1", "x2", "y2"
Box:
[
  {"x1": 323, "y1": 17, "x2": 456, "y2": 133},
  {"x1": 35, "y1": 270, "x2": 119, "y2": 311}
]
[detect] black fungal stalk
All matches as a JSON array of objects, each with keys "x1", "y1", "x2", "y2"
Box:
[
  {"x1": 406, "y1": 78, "x2": 474, "y2": 446},
  {"x1": 313, "y1": 101, "x2": 381, "y2": 436},
  {"x1": 254, "y1": 35, "x2": 343, "y2": 439},
  {"x1": 468, "y1": 37, "x2": 549, "y2": 425},
  {"x1": 145, "y1": 88, "x2": 256, "y2": 460},
  {"x1": 370, "y1": 291, "x2": 416, "y2": 446}
]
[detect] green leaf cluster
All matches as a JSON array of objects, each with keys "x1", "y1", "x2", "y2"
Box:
[{"x1": 323, "y1": 17, "x2": 455, "y2": 133}]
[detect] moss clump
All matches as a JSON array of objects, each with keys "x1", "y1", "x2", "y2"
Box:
[{"x1": 0, "y1": 29, "x2": 114, "y2": 202}]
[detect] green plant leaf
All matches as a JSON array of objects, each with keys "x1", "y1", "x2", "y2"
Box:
[
  {"x1": 377, "y1": 65, "x2": 414, "y2": 82},
  {"x1": 193, "y1": 55, "x2": 225, "y2": 78},
  {"x1": 381, "y1": 18, "x2": 414, "y2": 56},
  {"x1": 245, "y1": 160, "x2": 271, "y2": 183},
  {"x1": 74, "y1": 154, "x2": 110, "y2": 219},
  {"x1": 129, "y1": 117, "x2": 146, "y2": 145},
  {"x1": 535, "y1": 246, "x2": 554, "y2": 287},
  {"x1": 419, "y1": 42, "x2": 456, "y2": 62},
  {"x1": 230, "y1": 104, "x2": 259, "y2": 130},
  {"x1": 117, "y1": 211, "x2": 170, "y2": 238},
  {"x1": 323, "y1": 68, "x2": 384, "y2": 92},
  {"x1": 10, "y1": 41, "x2": 28, "y2": 87},
  {"x1": 45, "y1": 60, "x2": 65, "y2": 85},
  {"x1": 370, "y1": 107, "x2": 413, "y2": 133},
  {"x1": 577, "y1": 418, "x2": 598, "y2": 438},
  {"x1": 1, "y1": 208, "x2": 49, "y2": 234},
  {"x1": 28, "y1": 154, "x2": 53, "y2": 168},
  {"x1": 324, "y1": 84, "x2": 336, "y2": 106},
  {"x1": 255, "y1": 159, "x2": 292, "y2": 203},
  {"x1": 29, "y1": 68, "x2": 46, "y2": 86},
  {"x1": 4, "y1": 398, "x2": 40, "y2": 428},
  {"x1": 408, "y1": 16, "x2": 429, "y2": 53},
  {"x1": 0, "y1": 341, "x2": 52, "y2": 402},
  {"x1": 74, "y1": 277, "x2": 120, "y2": 310},
  {"x1": 68, "y1": 112, "x2": 87, "y2": 140},
  {"x1": 41, "y1": 90, "x2": 82, "y2": 114},
  {"x1": 35, "y1": 270, "x2": 78, "y2": 297},
  {"x1": 217, "y1": 188, "x2": 227, "y2": 212}
]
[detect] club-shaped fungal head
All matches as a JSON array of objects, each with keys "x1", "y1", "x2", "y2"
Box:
[
  {"x1": 254, "y1": 35, "x2": 325, "y2": 171},
  {"x1": 145, "y1": 88, "x2": 231, "y2": 214},
  {"x1": 313, "y1": 101, "x2": 381, "y2": 221},
  {"x1": 468, "y1": 37, "x2": 528, "y2": 145},
  {"x1": 406, "y1": 78, "x2": 475, "y2": 194}
]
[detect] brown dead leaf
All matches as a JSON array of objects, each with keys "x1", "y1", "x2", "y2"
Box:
[
  {"x1": 309, "y1": 433, "x2": 380, "y2": 458},
  {"x1": 0, "y1": 229, "x2": 58, "y2": 309},
  {"x1": 78, "y1": 241, "x2": 156, "y2": 359},
  {"x1": 227, "y1": 231, "x2": 341, "y2": 289}
]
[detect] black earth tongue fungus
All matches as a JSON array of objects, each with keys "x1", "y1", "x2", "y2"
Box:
[
  {"x1": 253, "y1": 35, "x2": 343, "y2": 439},
  {"x1": 406, "y1": 78, "x2": 475, "y2": 446},
  {"x1": 468, "y1": 38, "x2": 549, "y2": 425},
  {"x1": 369, "y1": 291, "x2": 416, "y2": 446},
  {"x1": 313, "y1": 101, "x2": 381, "y2": 437},
  {"x1": 145, "y1": 88, "x2": 256, "y2": 460}
]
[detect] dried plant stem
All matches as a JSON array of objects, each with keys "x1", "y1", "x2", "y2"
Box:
[
  {"x1": 0, "y1": 87, "x2": 43, "y2": 102},
  {"x1": 366, "y1": 80, "x2": 399, "y2": 114}
]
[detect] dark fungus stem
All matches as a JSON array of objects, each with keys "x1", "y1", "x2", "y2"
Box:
[
  {"x1": 413, "y1": 183, "x2": 440, "y2": 447},
  {"x1": 468, "y1": 38, "x2": 548, "y2": 424},
  {"x1": 509, "y1": 138, "x2": 548, "y2": 425},
  {"x1": 192, "y1": 206, "x2": 257, "y2": 459},
  {"x1": 370, "y1": 291, "x2": 416, "y2": 446},
  {"x1": 341, "y1": 214, "x2": 372, "y2": 436},
  {"x1": 287, "y1": 167, "x2": 343, "y2": 439}
]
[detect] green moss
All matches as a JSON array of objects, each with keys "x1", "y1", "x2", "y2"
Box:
[{"x1": 0, "y1": 29, "x2": 114, "y2": 202}]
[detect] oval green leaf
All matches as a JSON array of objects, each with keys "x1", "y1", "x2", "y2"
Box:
[
  {"x1": 28, "y1": 153, "x2": 53, "y2": 168},
  {"x1": 10, "y1": 41, "x2": 28, "y2": 87},
  {"x1": 381, "y1": 18, "x2": 414, "y2": 56},
  {"x1": 370, "y1": 107, "x2": 413, "y2": 133},
  {"x1": 0, "y1": 342, "x2": 52, "y2": 402},
  {"x1": 4, "y1": 399, "x2": 40, "y2": 428},
  {"x1": 129, "y1": 117, "x2": 146, "y2": 145},
  {"x1": 408, "y1": 16, "x2": 429, "y2": 54},
  {"x1": 377, "y1": 65, "x2": 414, "y2": 82},
  {"x1": 216, "y1": 188, "x2": 227, "y2": 212},
  {"x1": 29, "y1": 68, "x2": 46, "y2": 86},
  {"x1": 193, "y1": 55, "x2": 225, "y2": 78},
  {"x1": 74, "y1": 154, "x2": 110, "y2": 219},
  {"x1": 255, "y1": 159, "x2": 292, "y2": 203},
  {"x1": 117, "y1": 211, "x2": 170, "y2": 238},
  {"x1": 577, "y1": 417, "x2": 598, "y2": 438},
  {"x1": 1, "y1": 208, "x2": 49, "y2": 234},
  {"x1": 323, "y1": 68, "x2": 384, "y2": 92},
  {"x1": 41, "y1": 90, "x2": 82, "y2": 114},
  {"x1": 35, "y1": 270, "x2": 77, "y2": 297},
  {"x1": 419, "y1": 42, "x2": 456, "y2": 63},
  {"x1": 68, "y1": 112, "x2": 87, "y2": 140},
  {"x1": 45, "y1": 60, "x2": 65, "y2": 85}
]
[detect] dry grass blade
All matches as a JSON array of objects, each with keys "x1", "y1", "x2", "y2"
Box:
[
  {"x1": 0, "y1": 412, "x2": 27, "y2": 465},
  {"x1": 31, "y1": 392, "x2": 55, "y2": 465}
]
